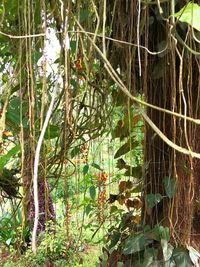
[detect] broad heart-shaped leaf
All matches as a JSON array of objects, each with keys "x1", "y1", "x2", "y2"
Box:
[
  {"x1": 0, "y1": 145, "x2": 20, "y2": 172},
  {"x1": 172, "y1": 248, "x2": 193, "y2": 267},
  {"x1": 144, "y1": 225, "x2": 169, "y2": 242},
  {"x1": 145, "y1": 194, "x2": 163, "y2": 209},
  {"x1": 159, "y1": 226, "x2": 170, "y2": 241},
  {"x1": 123, "y1": 234, "x2": 145, "y2": 255},
  {"x1": 173, "y1": 2, "x2": 200, "y2": 32},
  {"x1": 89, "y1": 185, "x2": 96, "y2": 200},
  {"x1": 142, "y1": 248, "x2": 155, "y2": 267},
  {"x1": 163, "y1": 177, "x2": 176, "y2": 199},
  {"x1": 161, "y1": 239, "x2": 174, "y2": 262}
]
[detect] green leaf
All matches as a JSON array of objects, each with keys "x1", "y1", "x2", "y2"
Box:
[
  {"x1": 117, "y1": 263, "x2": 124, "y2": 267},
  {"x1": 161, "y1": 239, "x2": 173, "y2": 262},
  {"x1": 144, "y1": 225, "x2": 169, "y2": 242},
  {"x1": 6, "y1": 237, "x2": 12, "y2": 246},
  {"x1": 83, "y1": 164, "x2": 89, "y2": 175},
  {"x1": 145, "y1": 194, "x2": 163, "y2": 209},
  {"x1": 123, "y1": 234, "x2": 145, "y2": 255},
  {"x1": 85, "y1": 204, "x2": 93, "y2": 216},
  {"x1": 173, "y1": 248, "x2": 193, "y2": 267},
  {"x1": 89, "y1": 185, "x2": 96, "y2": 200},
  {"x1": 70, "y1": 41, "x2": 76, "y2": 54},
  {"x1": 70, "y1": 78, "x2": 78, "y2": 90},
  {"x1": 6, "y1": 97, "x2": 29, "y2": 129},
  {"x1": 125, "y1": 165, "x2": 142, "y2": 178},
  {"x1": 143, "y1": 248, "x2": 156, "y2": 267},
  {"x1": 6, "y1": 110, "x2": 20, "y2": 126},
  {"x1": 164, "y1": 177, "x2": 176, "y2": 199},
  {"x1": 0, "y1": 145, "x2": 21, "y2": 172},
  {"x1": 131, "y1": 184, "x2": 143, "y2": 194},
  {"x1": 80, "y1": 9, "x2": 88, "y2": 23},
  {"x1": 173, "y1": 2, "x2": 200, "y2": 32},
  {"x1": 71, "y1": 146, "x2": 80, "y2": 158},
  {"x1": 114, "y1": 140, "x2": 138, "y2": 159},
  {"x1": 110, "y1": 205, "x2": 118, "y2": 213},
  {"x1": 109, "y1": 232, "x2": 121, "y2": 249},
  {"x1": 116, "y1": 158, "x2": 126, "y2": 170},
  {"x1": 34, "y1": 51, "x2": 42, "y2": 63},
  {"x1": 44, "y1": 124, "x2": 60, "y2": 139},
  {"x1": 91, "y1": 163, "x2": 103, "y2": 171},
  {"x1": 2, "y1": 73, "x2": 8, "y2": 83},
  {"x1": 159, "y1": 226, "x2": 170, "y2": 241},
  {"x1": 11, "y1": 84, "x2": 20, "y2": 94}
]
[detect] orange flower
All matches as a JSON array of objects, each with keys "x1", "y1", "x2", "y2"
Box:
[{"x1": 3, "y1": 130, "x2": 13, "y2": 137}]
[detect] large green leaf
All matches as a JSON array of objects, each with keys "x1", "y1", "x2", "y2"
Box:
[
  {"x1": 161, "y1": 239, "x2": 174, "y2": 262},
  {"x1": 145, "y1": 194, "x2": 163, "y2": 209},
  {"x1": 163, "y1": 177, "x2": 176, "y2": 199},
  {"x1": 123, "y1": 234, "x2": 145, "y2": 255},
  {"x1": 173, "y1": 2, "x2": 200, "y2": 31},
  {"x1": 142, "y1": 248, "x2": 158, "y2": 267},
  {"x1": 6, "y1": 110, "x2": 20, "y2": 126},
  {"x1": 159, "y1": 226, "x2": 170, "y2": 241},
  {"x1": 144, "y1": 225, "x2": 169, "y2": 242},
  {"x1": 172, "y1": 248, "x2": 193, "y2": 267},
  {"x1": 6, "y1": 97, "x2": 29, "y2": 129},
  {"x1": 0, "y1": 145, "x2": 21, "y2": 172}
]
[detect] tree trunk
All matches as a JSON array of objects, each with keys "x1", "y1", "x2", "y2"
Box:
[{"x1": 144, "y1": 3, "x2": 200, "y2": 248}]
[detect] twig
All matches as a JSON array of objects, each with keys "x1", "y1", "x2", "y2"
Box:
[
  {"x1": 69, "y1": 30, "x2": 169, "y2": 55},
  {"x1": 102, "y1": 0, "x2": 107, "y2": 57},
  {"x1": 137, "y1": 0, "x2": 142, "y2": 76},
  {"x1": 0, "y1": 30, "x2": 46, "y2": 39}
]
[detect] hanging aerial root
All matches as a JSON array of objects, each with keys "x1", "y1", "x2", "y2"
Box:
[{"x1": 73, "y1": 19, "x2": 200, "y2": 160}]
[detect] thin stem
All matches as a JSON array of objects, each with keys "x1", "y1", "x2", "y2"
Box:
[{"x1": 32, "y1": 85, "x2": 58, "y2": 254}]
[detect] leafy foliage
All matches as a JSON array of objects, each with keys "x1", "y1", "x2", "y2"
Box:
[
  {"x1": 174, "y1": 2, "x2": 200, "y2": 31},
  {"x1": 163, "y1": 177, "x2": 176, "y2": 199},
  {"x1": 1, "y1": 0, "x2": 200, "y2": 266}
]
